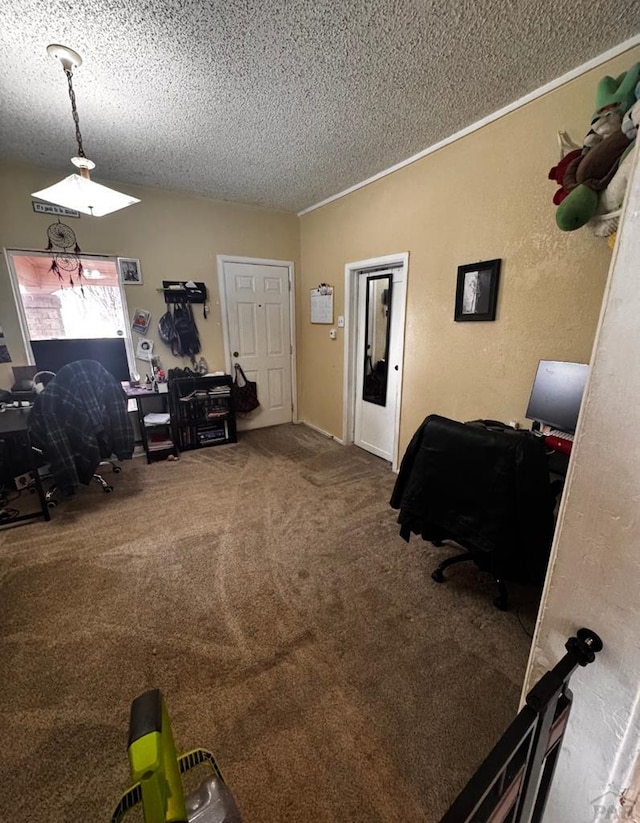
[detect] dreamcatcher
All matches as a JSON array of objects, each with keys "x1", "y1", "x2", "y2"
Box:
[{"x1": 45, "y1": 219, "x2": 84, "y2": 290}]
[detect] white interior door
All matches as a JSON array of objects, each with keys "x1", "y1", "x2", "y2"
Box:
[
  {"x1": 354, "y1": 267, "x2": 405, "y2": 461},
  {"x1": 221, "y1": 259, "x2": 293, "y2": 430}
]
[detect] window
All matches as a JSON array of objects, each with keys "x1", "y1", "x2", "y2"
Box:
[{"x1": 5, "y1": 250, "x2": 134, "y2": 374}]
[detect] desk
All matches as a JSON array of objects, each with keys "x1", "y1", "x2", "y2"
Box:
[
  {"x1": 0, "y1": 408, "x2": 50, "y2": 525},
  {"x1": 546, "y1": 447, "x2": 570, "y2": 477}
]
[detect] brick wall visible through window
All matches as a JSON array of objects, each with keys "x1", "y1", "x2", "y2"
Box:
[
  {"x1": 22, "y1": 293, "x2": 65, "y2": 340},
  {"x1": 8, "y1": 255, "x2": 127, "y2": 341}
]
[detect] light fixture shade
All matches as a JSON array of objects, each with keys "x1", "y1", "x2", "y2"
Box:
[{"x1": 32, "y1": 174, "x2": 140, "y2": 217}]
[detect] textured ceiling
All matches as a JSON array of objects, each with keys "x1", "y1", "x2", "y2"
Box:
[{"x1": 1, "y1": 1, "x2": 638, "y2": 212}]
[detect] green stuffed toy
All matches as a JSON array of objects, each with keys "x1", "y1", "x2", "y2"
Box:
[
  {"x1": 594, "y1": 64, "x2": 640, "y2": 116},
  {"x1": 555, "y1": 62, "x2": 640, "y2": 232}
]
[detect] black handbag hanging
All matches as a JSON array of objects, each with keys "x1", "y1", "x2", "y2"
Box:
[{"x1": 233, "y1": 364, "x2": 260, "y2": 413}]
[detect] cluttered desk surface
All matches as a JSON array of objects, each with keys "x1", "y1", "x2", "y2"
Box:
[{"x1": 121, "y1": 382, "x2": 158, "y2": 398}]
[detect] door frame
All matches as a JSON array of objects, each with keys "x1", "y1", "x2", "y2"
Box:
[
  {"x1": 216, "y1": 254, "x2": 298, "y2": 423},
  {"x1": 343, "y1": 252, "x2": 409, "y2": 471}
]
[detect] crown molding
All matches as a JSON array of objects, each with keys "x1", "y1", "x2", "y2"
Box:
[{"x1": 298, "y1": 34, "x2": 640, "y2": 217}]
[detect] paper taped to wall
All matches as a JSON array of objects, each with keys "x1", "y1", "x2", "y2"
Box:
[
  {"x1": 136, "y1": 338, "x2": 153, "y2": 362},
  {"x1": 310, "y1": 286, "x2": 333, "y2": 324}
]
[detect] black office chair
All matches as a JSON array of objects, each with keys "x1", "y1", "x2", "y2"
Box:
[
  {"x1": 32, "y1": 445, "x2": 122, "y2": 508},
  {"x1": 28, "y1": 360, "x2": 134, "y2": 506},
  {"x1": 390, "y1": 415, "x2": 556, "y2": 609}
]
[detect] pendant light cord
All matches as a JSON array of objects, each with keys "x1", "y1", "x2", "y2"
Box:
[{"x1": 64, "y1": 67, "x2": 86, "y2": 158}]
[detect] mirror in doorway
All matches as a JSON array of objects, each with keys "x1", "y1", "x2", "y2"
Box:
[{"x1": 363, "y1": 273, "x2": 392, "y2": 406}]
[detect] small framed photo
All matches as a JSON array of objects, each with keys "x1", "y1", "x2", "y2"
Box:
[
  {"x1": 118, "y1": 257, "x2": 143, "y2": 285},
  {"x1": 132, "y1": 308, "x2": 151, "y2": 335},
  {"x1": 454, "y1": 259, "x2": 501, "y2": 322}
]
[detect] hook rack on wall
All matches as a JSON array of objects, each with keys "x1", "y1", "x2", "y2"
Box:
[
  {"x1": 158, "y1": 280, "x2": 207, "y2": 304},
  {"x1": 158, "y1": 280, "x2": 209, "y2": 318}
]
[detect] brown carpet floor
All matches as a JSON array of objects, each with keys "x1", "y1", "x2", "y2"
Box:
[{"x1": 0, "y1": 424, "x2": 538, "y2": 822}]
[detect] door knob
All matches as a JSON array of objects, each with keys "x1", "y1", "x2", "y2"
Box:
[{"x1": 233, "y1": 351, "x2": 239, "y2": 357}]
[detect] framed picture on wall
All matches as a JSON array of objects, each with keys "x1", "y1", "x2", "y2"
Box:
[
  {"x1": 118, "y1": 257, "x2": 143, "y2": 285},
  {"x1": 454, "y1": 259, "x2": 501, "y2": 322},
  {"x1": 131, "y1": 308, "x2": 151, "y2": 335}
]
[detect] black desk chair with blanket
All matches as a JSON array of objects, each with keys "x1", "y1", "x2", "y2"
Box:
[
  {"x1": 390, "y1": 415, "x2": 555, "y2": 609},
  {"x1": 28, "y1": 360, "x2": 134, "y2": 506}
]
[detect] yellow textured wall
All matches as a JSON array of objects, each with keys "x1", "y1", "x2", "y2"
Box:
[
  {"x1": 0, "y1": 163, "x2": 299, "y2": 389},
  {"x1": 298, "y1": 47, "x2": 639, "y2": 456}
]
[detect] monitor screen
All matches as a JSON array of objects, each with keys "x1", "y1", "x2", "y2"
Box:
[
  {"x1": 525, "y1": 360, "x2": 589, "y2": 434},
  {"x1": 31, "y1": 338, "x2": 131, "y2": 383}
]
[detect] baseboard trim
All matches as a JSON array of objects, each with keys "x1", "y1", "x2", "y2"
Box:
[{"x1": 300, "y1": 420, "x2": 345, "y2": 444}]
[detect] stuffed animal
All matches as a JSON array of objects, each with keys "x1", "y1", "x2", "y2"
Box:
[
  {"x1": 621, "y1": 81, "x2": 640, "y2": 140},
  {"x1": 548, "y1": 148, "x2": 582, "y2": 204},
  {"x1": 555, "y1": 129, "x2": 631, "y2": 231},
  {"x1": 583, "y1": 108, "x2": 622, "y2": 149},
  {"x1": 548, "y1": 107, "x2": 625, "y2": 214},
  {"x1": 593, "y1": 64, "x2": 640, "y2": 118},
  {"x1": 552, "y1": 62, "x2": 639, "y2": 232}
]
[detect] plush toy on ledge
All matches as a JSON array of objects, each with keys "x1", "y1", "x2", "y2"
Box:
[{"x1": 550, "y1": 62, "x2": 640, "y2": 236}]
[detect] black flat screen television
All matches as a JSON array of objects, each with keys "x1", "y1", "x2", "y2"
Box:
[
  {"x1": 31, "y1": 338, "x2": 131, "y2": 382},
  {"x1": 525, "y1": 360, "x2": 589, "y2": 434}
]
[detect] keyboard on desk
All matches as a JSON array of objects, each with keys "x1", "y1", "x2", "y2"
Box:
[
  {"x1": 547, "y1": 429, "x2": 574, "y2": 442},
  {"x1": 544, "y1": 429, "x2": 574, "y2": 455}
]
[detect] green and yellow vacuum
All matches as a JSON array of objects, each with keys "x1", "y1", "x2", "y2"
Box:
[{"x1": 111, "y1": 689, "x2": 242, "y2": 823}]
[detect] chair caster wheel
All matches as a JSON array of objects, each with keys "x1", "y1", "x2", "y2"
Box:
[
  {"x1": 103, "y1": 485, "x2": 114, "y2": 493},
  {"x1": 112, "y1": 466, "x2": 122, "y2": 473},
  {"x1": 47, "y1": 500, "x2": 57, "y2": 509},
  {"x1": 432, "y1": 569, "x2": 445, "y2": 583}
]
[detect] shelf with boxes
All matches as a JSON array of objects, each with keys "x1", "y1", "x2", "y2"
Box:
[{"x1": 168, "y1": 374, "x2": 237, "y2": 451}]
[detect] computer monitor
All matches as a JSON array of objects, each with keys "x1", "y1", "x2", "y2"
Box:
[
  {"x1": 525, "y1": 360, "x2": 589, "y2": 434},
  {"x1": 30, "y1": 338, "x2": 131, "y2": 382}
]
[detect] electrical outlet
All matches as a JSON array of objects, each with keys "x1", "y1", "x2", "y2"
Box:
[
  {"x1": 329, "y1": 329, "x2": 337, "y2": 340},
  {"x1": 14, "y1": 472, "x2": 33, "y2": 490}
]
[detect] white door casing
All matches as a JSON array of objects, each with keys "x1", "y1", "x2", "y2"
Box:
[
  {"x1": 218, "y1": 256, "x2": 296, "y2": 430},
  {"x1": 344, "y1": 253, "x2": 409, "y2": 469}
]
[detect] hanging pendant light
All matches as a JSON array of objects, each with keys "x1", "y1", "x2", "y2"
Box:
[{"x1": 32, "y1": 44, "x2": 140, "y2": 217}]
